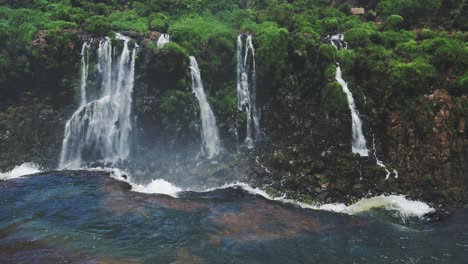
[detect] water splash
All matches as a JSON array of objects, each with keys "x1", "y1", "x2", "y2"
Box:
[
  {"x1": 189, "y1": 56, "x2": 221, "y2": 159},
  {"x1": 0, "y1": 163, "x2": 42, "y2": 180},
  {"x1": 237, "y1": 34, "x2": 261, "y2": 148},
  {"x1": 157, "y1": 34, "x2": 170, "y2": 48},
  {"x1": 317, "y1": 195, "x2": 434, "y2": 218},
  {"x1": 59, "y1": 34, "x2": 138, "y2": 168}
]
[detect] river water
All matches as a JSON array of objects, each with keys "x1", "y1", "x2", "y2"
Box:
[{"x1": 0, "y1": 170, "x2": 467, "y2": 263}]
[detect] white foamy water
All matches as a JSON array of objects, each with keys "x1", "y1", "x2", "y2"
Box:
[
  {"x1": 198, "y1": 182, "x2": 434, "y2": 218},
  {"x1": 88, "y1": 167, "x2": 183, "y2": 198},
  {"x1": 0, "y1": 163, "x2": 42, "y2": 180},
  {"x1": 79, "y1": 168, "x2": 434, "y2": 218},
  {"x1": 131, "y1": 179, "x2": 183, "y2": 197},
  {"x1": 317, "y1": 195, "x2": 435, "y2": 218}
]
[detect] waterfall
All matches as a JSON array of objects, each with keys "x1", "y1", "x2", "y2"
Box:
[
  {"x1": 328, "y1": 34, "x2": 369, "y2": 157},
  {"x1": 237, "y1": 34, "x2": 261, "y2": 148},
  {"x1": 189, "y1": 56, "x2": 221, "y2": 159},
  {"x1": 157, "y1": 34, "x2": 170, "y2": 48},
  {"x1": 327, "y1": 34, "x2": 348, "y2": 50},
  {"x1": 335, "y1": 66, "x2": 369, "y2": 156},
  {"x1": 79, "y1": 42, "x2": 90, "y2": 106},
  {"x1": 59, "y1": 34, "x2": 138, "y2": 168}
]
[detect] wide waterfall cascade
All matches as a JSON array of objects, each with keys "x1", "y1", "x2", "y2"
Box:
[
  {"x1": 59, "y1": 34, "x2": 138, "y2": 168},
  {"x1": 79, "y1": 42, "x2": 90, "y2": 106},
  {"x1": 189, "y1": 56, "x2": 222, "y2": 159},
  {"x1": 157, "y1": 34, "x2": 170, "y2": 48},
  {"x1": 237, "y1": 34, "x2": 261, "y2": 148},
  {"x1": 335, "y1": 66, "x2": 369, "y2": 156}
]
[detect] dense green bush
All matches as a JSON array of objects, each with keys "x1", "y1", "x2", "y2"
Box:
[
  {"x1": 384, "y1": 15, "x2": 404, "y2": 30},
  {"x1": 84, "y1": 16, "x2": 111, "y2": 36},
  {"x1": 169, "y1": 15, "x2": 235, "y2": 55},
  {"x1": 109, "y1": 10, "x2": 149, "y2": 32},
  {"x1": 148, "y1": 13, "x2": 169, "y2": 32},
  {"x1": 378, "y1": 0, "x2": 441, "y2": 26},
  {"x1": 388, "y1": 58, "x2": 436, "y2": 97},
  {"x1": 0, "y1": 0, "x2": 466, "y2": 118}
]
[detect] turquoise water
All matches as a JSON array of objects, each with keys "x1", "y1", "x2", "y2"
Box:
[{"x1": 1, "y1": 171, "x2": 467, "y2": 263}]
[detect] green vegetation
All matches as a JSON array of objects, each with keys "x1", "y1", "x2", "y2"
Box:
[{"x1": 0, "y1": 0, "x2": 466, "y2": 133}]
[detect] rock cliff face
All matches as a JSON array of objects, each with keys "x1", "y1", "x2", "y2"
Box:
[
  {"x1": 386, "y1": 90, "x2": 468, "y2": 204},
  {"x1": 0, "y1": 104, "x2": 70, "y2": 170},
  {"x1": 247, "y1": 88, "x2": 467, "y2": 206}
]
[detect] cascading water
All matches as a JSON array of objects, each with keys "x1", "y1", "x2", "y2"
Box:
[
  {"x1": 327, "y1": 34, "x2": 348, "y2": 50},
  {"x1": 328, "y1": 34, "x2": 369, "y2": 157},
  {"x1": 59, "y1": 34, "x2": 138, "y2": 168},
  {"x1": 79, "y1": 42, "x2": 90, "y2": 106},
  {"x1": 189, "y1": 56, "x2": 221, "y2": 159},
  {"x1": 157, "y1": 34, "x2": 170, "y2": 48},
  {"x1": 237, "y1": 34, "x2": 261, "y2": 148},
  {"x1": 335, "y1": 66, "x2": 369, "y2": 156}
]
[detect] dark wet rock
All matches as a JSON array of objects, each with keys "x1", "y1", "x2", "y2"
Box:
[{"x1": 0, "y1": 104, "x2": 70, "y2": 170}]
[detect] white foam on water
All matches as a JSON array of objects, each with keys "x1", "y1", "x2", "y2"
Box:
[
  {"x1": 131, "y1": 179, "x2": 183, "y2": 197},
  {"x1": 0, "y1": 163, "x2": 42, "y2": 180},
  {"x1": 315, "y1": 195, "x2": 435, "y2": 218},
  {"x1": 81, "y1": 167, "x2": 183, "y2": 198},
  {"x1": 61, "y1": 168, "x2": 434, "y2": 218},
  {"x1": 196, "y1": 182, "x2": 434, "y2": 219}
]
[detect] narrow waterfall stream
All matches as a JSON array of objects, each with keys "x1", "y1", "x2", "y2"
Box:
[
  {"x1": 329, "y1": 34, "x2": 399, "y2": 178},
  {"x1": 79, "y1": 42, "x2": 90, "y2": 106},
  {"x1": 189, "y1": 56, "x2": 221, "y2": 158},
  {"x1": 237, "y1": 34, "x2": 261, "y2": 148},
  {"x1": 59, "y1": 34, "x2": 138, "y2": 168},
  {"x1": 328, "y1": 34, "x2": 369, "y2": 157},
  {"x1": 335, "y1": 66, "x2": 369, "y2": 156}
]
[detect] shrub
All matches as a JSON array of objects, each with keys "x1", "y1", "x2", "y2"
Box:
[
  {"x1": 169, "y1": 15, "x2": 235, "y2": 54},
  {"x1": 109, "y1": 10, "x2": 148, "y2": 33},
  {"x1": 323, "y1": 81, "x2": 348, "y2": 114},
  {"x1": 84, "y1": 16, "x2": 111, "y2": 36},
  {"x1": 319, "y1": 44, "x2": 337, "y2": 62},
  {"x1": 388, "y1": 58, "x2": 436, "y2": 96},
  {"x1": 148, "y1": 13, "x2": 168, "y2": 32},
  {"x1": 384, "y1": 15, "x2": 404, "y2": 30}
]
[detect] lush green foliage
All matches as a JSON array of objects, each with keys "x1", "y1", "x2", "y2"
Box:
[{"x1": 0, "y1": 0, "x2": 467, "y2": 129}]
